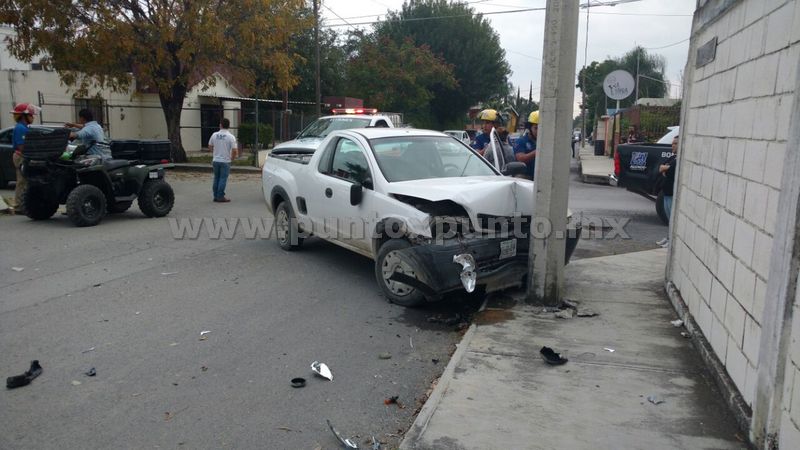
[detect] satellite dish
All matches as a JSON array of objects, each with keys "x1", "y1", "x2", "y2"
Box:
[{"x1": 603, "y1": 70, "x2": 635, "y2": 101}]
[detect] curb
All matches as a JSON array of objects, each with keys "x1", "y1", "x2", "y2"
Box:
[
  {"x1": 664, "y1": 280, "x2": 753, "y2": 437},
  {"x1": 399, "y1": 322, "x2": 480, "y2": 450},
  {"x1": 171, "y1": 164, "x2": 261, "y2": 174}
]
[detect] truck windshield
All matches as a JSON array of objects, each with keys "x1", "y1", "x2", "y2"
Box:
[
  {"x1": 369, "y1": 136, "x2": 497, "y2": 182},
  {"x1": 297, "y1": 117, "x2": 371, "y2": 139}
]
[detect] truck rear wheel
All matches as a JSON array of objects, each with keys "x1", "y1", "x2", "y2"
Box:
[
  {"x1": 66, "y1": 184, "x2": 106, "y2": 227},
  {"x1": 656, "y1": 190, "x2": 669, "y2": 225},
  {"x1": 275, "y1": 201, "x2": 303, "y2": 251},
  {"x1": 375, "y1": 239, "x2": 425, "y2": 307}
]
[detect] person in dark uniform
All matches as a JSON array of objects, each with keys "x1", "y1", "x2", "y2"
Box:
[
  {"x1": 513, "y1": 111, "x2": 539, "y2": 180},
  {"x1": 656, "y1": 135, "x2": 679, "y2": 247},
  {"x1": 471, "y1": 109, "x2": 501, "y2": 156}
]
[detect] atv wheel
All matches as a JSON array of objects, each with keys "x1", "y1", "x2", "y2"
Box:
[
  {"x1": 275, "y1": 201, "x2": 303, "y2": 251},
  {"x1": 23, "y1": 186, "x2": 58, "y2": 220},
  {"x1": 108, "y1": 201, "x2": 133, "y2": 214},
  {"x1": 138, "y1": 180, "x2": 174, "y2": 218},
  {"x1": 66, "y1": 184, "x2": 107, "y2": 227},
  {"x1": 375, "y1": 239, "x2": 425, "y2": 307}
]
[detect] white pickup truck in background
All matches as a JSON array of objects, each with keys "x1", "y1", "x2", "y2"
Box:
[
  {"x1": 262, "y1": 128, "x2": 581, "y2": 306},
  {"x1": 274, "y1": 113, "x2": 396, "y2": 153}
]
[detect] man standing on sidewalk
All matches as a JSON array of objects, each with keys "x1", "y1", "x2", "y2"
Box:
[
  {"x1": 10, "y1": 103, "x2": 38, "y2": 214},
  {"x1": 208, "y1": 118, "x2": 237, "y2": 203}
]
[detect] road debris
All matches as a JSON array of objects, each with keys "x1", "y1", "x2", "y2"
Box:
[
  {"x1": 85, "y1": 368, "x2": 96, "y2": 377},
  {"x1": 409, "y1": 337, "x2": 414, "y2": 349},
  {"x1": 164, "y1": 406, "x2": 189, "y2": 422},
  {"x1": 670, "y1": 319, "x2": 684, "y2": 327},
  {"x1": 311, "y1": 361, "x2": 333, "y2": 381},
  {"x1": 372, "y1": 436, "x2": 381, "y2": 450},
  {"x1": 6, "y1": 360, "x2": 43, "y2": 389},
  {"x1": 326, "y1": 419, "x2": 359, "y2": 449},
  {"x1": 71, "y1": 380, "x2": 82, "y2": 386},
  {"x1": 431, "y1": 358, "x2": 440, "y2": 364},
  {"x1": 378, "y1": 352, "x2": 392, "y2": 360},
  {"x1": 291, "y1": 377, "x2": 306, "y2": 388},
  {"x1": 555, "y1": 309, "x2": 574, "y2": 319},
  {"x1": 426, "y1": 313, "x2": 462, "y2": 325},
  {"x1": 169, "y1": 342, "x2": 179, "y2": 347},
  {"x1": 540, "y1": 347, "x2": 568, "y2": 365},
  {"x1": 384, "y1": 396, "x2": 405, "y2": 408},
  {"x1": 576, "y1": 308, "x2": 598, "y2": 317},
  {"x1": 201, "y1": 366, "x2": 208, "y2": 372},
  {"x1": 603, "y1": 347, "x2": 615, "y2": 353},
  {"x1": 199, "y1": 330, "x2": 211, "y2": 341},
  {"x1": 680, "y1": 331, "x2": 692, "y2": 338},
  {"x1": 647, "y1": 395, "x2": 665, "y2": 405},
  {"x1": 277, "y1": 426, "x2": 300, "y2": 432},
  {"x1": 161, "y1": 272, "x2": 178, "y2": 276},
  {"x1": 81, "y1": 347, "x2": 96, "y2": 354},
  {"x1": 11, "y1": 267, "x2": 24, "y2": 272}
]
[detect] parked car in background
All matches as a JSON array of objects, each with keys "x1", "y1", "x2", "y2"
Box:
[
  {"x1": 443, "y1": 130, "x2": 470, "y2": 145},
  {"x1": 612, "y1": 126, "x2": 679, "y2": 224},
  {"x1": 0, "y1": 125, "x2": 77, "y2": 187},
  {"x1": 262, "y1": 128, "x2": 580, "y2": 306}
]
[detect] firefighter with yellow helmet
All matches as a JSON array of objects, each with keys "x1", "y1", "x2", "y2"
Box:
[
  {"x1": 471, "y1": 108, "x2": 501, "y2": 156},
  {"x1": 513, "y1": 110, "x2": 539, "y2": 179}
]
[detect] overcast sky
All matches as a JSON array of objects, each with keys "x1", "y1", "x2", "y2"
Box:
[{"x1": 321, "y1": 0, "x2": 695, "y2": 113}]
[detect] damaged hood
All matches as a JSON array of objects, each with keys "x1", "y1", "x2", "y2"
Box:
[
  {"x1": 273, "y1": 137, "x2": 323, "y2": 151},
  {"x1": 386, "y1": 176, "x2": 535, "y2": 216}
]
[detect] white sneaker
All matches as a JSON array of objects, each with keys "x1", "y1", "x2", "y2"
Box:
[
  {"x1": 656, "y1": 237, "x2": 668, "y2": 245},
  {"x1": 660, "y1": 240, "x2": 670, "y2": 248}
]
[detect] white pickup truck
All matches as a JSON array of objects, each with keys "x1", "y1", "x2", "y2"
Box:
[{"x1": 262, "y1": 128, "x2": 580, "y2": 306}]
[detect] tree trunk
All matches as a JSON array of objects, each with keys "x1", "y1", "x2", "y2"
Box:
[{"x1": 159, "y1": 89, "x2": 188, "y2": 163}]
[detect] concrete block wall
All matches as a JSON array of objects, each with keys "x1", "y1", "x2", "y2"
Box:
[{"x1": 669, "y1": 3, "x2": 799, "y2": 443}]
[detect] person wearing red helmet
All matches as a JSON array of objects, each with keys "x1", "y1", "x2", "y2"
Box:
[{"x1": 10, "y1": 103, "x2": 38, "y2": 214}]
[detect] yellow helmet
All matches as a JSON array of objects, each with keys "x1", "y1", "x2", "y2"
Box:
[
  {"x1": 477, "y1": 108, "x2": 501, "y2": 123},
  {"x1": 527, "y1": 111, "x2": 539, "y2": 125}
]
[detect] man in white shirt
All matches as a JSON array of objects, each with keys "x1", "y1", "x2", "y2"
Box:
[{"x1": 208, "y1": 118, "x2": 238, "y2": 202}]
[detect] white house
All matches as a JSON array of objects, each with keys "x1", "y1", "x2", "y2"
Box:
[{"x1": 0, "y1": 26, "x2": 243, "y2": 150}]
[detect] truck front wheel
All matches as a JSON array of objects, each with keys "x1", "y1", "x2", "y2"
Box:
[
  {"x1": 375, "y1": 239, "x2": 425, "y2": 307},
  {"x1": 275, "y1": 201, "x2": 303, "y2": 251}
]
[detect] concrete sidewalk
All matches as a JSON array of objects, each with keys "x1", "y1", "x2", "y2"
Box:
[
  {"x1": 577, "y1": 144, "x2": 613, "y2": 184},
  {"x1": 400, "y1": 249, "x2": 747, "y2": 450}
]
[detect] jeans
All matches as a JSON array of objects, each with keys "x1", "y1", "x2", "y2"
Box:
[
  {"x1": 664, "y1": 195, "x2": 673, "y2": 220},
  {"x1": 12, "y1": 152, "x2": 26, "y2": 211},
  {"x1": 212, "y1": 161, "x2": 231, "y2": 200}
]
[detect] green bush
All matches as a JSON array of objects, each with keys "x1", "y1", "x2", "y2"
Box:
[{"x1": 238, "y1": 123, "x2": 273, "y2": 149}]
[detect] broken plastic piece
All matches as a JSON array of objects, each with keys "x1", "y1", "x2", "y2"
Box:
[
  {"x1": 81, "y1": 347, "x2": 96, "y2": 354},
  {"x1": 453, "y1": 253, "x2": 477, "y2": 293},
  {"x1": 200, "y1": 330, "x2": 211, "y2": 336},
  {"x1": 161, "y1": 272, "x2": 178, "y2": 276},
  {"x1": 603, "y1": 347, "x2": 615, "y2": 353},
  {"x1": 555, "y1": 309, "x2": 574, "y2": 319},
  {"x1": 11, "y1": 267, "x2": 24, "y2": 272},
  {"x1": 6, "y1": 360, "x2": 43, "y2": 389},
  {"x1": 311, "y1": 361, "x2": 333, "y2": 381},
  {"x1": 647, "y1": 395, "x2": 665, "y2": 405},
  {"x1": 372, "y1": 436, "x2": 381, "y2": 450},
  {"x1": 680, "y1": 331, "x2": 692, "y2": 338},
  {"x1": 576, "y1": 308, "x2": 598, "y2": 317},
  {"x1": 85, "y1": 367, "x2": 96, "y2": 377},
  {"x1": 670, "y1": 319, "x2": 684, "y2": 327},
  {"x1": 540, "y1": 347, "x2": 568, "y2": 365},
  {"x1": 378, "y1": 352, "x2": 392, "y2": 360},
  {"x1": 326, "y1": 419, "x2": 359, "y2": 449}
]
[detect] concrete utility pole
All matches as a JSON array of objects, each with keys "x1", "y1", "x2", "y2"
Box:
[{"x1": 527, "y1": 0, "x2": 580, "y2": 305}]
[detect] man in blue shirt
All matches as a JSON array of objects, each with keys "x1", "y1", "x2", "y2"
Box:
[
  {"x1": 513, "y1": 111, "x2": 539, "y2": 179},
  {"x1": 10, "y1": 103, "x2": 38, "y2": 214},
  {"x1": 66, "y1": 109, "x2": 110, "y2": 159}
]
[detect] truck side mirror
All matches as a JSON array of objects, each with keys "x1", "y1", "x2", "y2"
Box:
[
  {"x1": 350, "y1": 183, "x2": 363, "y2": 206},
  {"x1": 502, "y1": 162, "x2": 527, "y2": 177}
]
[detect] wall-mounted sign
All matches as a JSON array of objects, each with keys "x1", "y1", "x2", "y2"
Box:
[{"x1": 696, "y1": 37, "x2": 717, "y2": 68}]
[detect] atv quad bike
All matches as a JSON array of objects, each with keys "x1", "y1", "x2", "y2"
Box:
[{"x1": 21, "y1": 128, "x2": 175, "y2": 227}]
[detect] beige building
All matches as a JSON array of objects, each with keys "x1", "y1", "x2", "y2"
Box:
[
  {"x1": 0, "y1": 26, "x2": 243, "y2": 150},
  {"x1": 667, "y1": 0, "x2": 800, "y2": 447}
]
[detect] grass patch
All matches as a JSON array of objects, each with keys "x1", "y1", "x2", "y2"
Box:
[{"x1": 186, "y1": 155, "x2": 254, "y2": 166}]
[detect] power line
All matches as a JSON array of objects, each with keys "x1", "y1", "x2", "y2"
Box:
[
  {"x1": 589, "y1": 11, "x2": 692, "y2": 17},
  {"x1": 507, "y1": 49, "x2": 542, "y2": 61},
  {"x1": 322, "y1": 6, "x2": 546, "y2": 27},
  {"x1": 321, "y1": 3, "x2": 358, "y2": 31},
  {"x1": 642, "y1": 37, "x2": 690, "y2": 50}
]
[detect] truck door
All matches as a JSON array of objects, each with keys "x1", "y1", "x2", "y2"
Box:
[{"x1": 312, "y1": 136, "x2": 378, "y2": 254}]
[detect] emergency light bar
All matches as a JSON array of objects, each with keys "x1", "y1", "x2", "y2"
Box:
[{"x1": 331, "y1": 108, "x2": 378, "y2": 115}]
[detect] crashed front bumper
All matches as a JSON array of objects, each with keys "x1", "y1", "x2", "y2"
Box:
[{"x1": 389, "y1": 225, "x2": 582, "y2": 297}]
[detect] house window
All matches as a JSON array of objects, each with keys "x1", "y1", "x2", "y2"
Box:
[{"x1": 74, "y1": 98, "x2": 105, "y2": 127}]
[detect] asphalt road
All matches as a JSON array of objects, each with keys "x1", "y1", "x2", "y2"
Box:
[
  {"x1": 0, "y1": 172, "x2": 477, "y2": 450},
  {"x1": 0, "y1": 163, "x2": 665, "y2": 449}
]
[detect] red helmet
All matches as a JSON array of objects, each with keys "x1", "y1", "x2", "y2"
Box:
[{"x1": 11, "y1": 103, "x2": 39, "y2": 116}]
